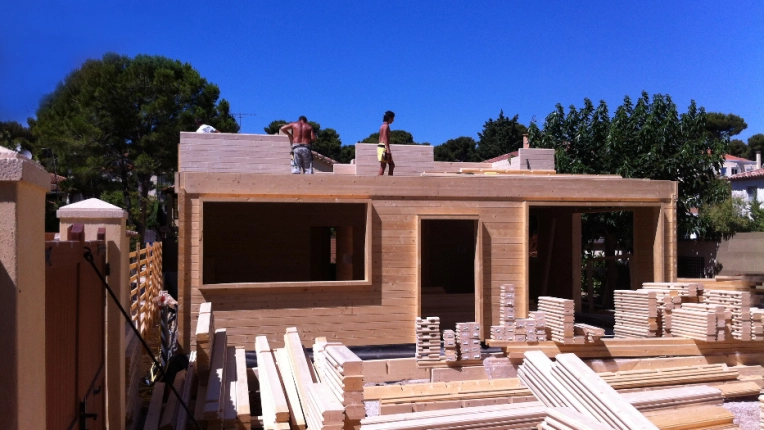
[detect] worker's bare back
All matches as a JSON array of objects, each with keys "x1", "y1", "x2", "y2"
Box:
[{"x1": 290, "y1": 121, "x2": 314, "y2": 144}]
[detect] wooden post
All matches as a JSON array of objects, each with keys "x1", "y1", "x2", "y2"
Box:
[
  {"x1": 571, "y1": 213, "x2": 582, "y2": 312},
  {"x1": 0, "y1": 147, "x2": 50, "y2": 430},
  {"x1": 58, "y1": 198, "x2": 129, "y2": 430}
]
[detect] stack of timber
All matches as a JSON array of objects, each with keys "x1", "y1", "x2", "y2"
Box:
[
  {"x1": 313, "y1": 338, "x2": 366, "y2": 429},
  {"x1": 676, "y1": 303, "x2": 728, "y2": 341},
  {"x1": 500, "y1": 284, "x2": 516, "y2": 325},
  {"x1": 490, "y1": 310, "x2": 547, "y2": 343},
  {"x1": 614, "y1": 290, "x2": 659, "y2": 338},
  {"x1": 527, "y1": 312, "x2": 548, "y2": 342},
  {"x1": 200, "y1": 328, "x2": 251, "y2": 429},
  {"x1": 456, "y1": 322, "x2": 481, "y2": 361},
  {"x1": 415, "y1": 317, "x2": 441, "y2": 362},
  {"x1": 196, "y1": 302, "x2": 215, "y2": 382},
  {"x1": 359, "y1": 403, "x2": 548, "y2": 430},
  {"x1": 647, "y1": 291, "x2": 682, "y2": 337},
  {"x1": 753, "y1": 308, "x2": 764, "y2": 340},
  {"x1": 641, "y1": 282, "x2": 704, "y2": 299},
  {"x1": 145, "y1": 354, "x2": 197, "y2": 430},
  {"x1": 701, "y1": 290, "x2": 752, "y2": 341},
  {"x1": 537, "y1": 297, "x2": 580, "y2": 344},
  {"x1": 598, "y1": 364, "x2": 738, "y2": 390},
  {"x1": 442, "y1": 330, "x2": 458, "y2": 362},
  {"x1": 540, "y1": 408, "x2": 616, "y2": 430},
  {"x1": 573, "y1": 324, "x2": 605, "y2": 342},
  {"x1": 284, "y1": 327, "x2": 345, "y2": 430},
  {"x1": 669, "y1": 307, "x2": 720, "y2": 342},
  {"x1": 518, "y1": 351, "x2": 658, "y2": 429},
  {"x1": 255, "y1": 336, "x2": 290, "y2": 430}
]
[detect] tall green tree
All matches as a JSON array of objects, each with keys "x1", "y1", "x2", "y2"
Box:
[
  {"x1": 475, "y1": 110, "x2": 527, "y2": 161},
  {"x1": 35, "y1": 52, "x2": 238, "y2": 238},
  {"x1": 0, "y1": 120, "x2": 36, "y2": 151},
  {"x1": 746, "y1": 134, "x2": 764, "y2": 161},
  {"x1": 705, "y1": 112, "x2": 747, "y2": 140},
  {"x1": 529, "y1": 91, "x2": 728, "y2": 240},
  {"x1": 434, "y1": 136, "x2": 478, "y2": 162},
  {"x1": 729, "y1": 139, "x2": 748, "y2": 158}
]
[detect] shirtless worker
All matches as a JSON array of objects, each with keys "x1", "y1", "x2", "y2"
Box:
[
  {"x1": 280, "y1": 116, "x2": 317, "y2": 174},
  {"x1": 378, "y1": 110, "x2": 395, "y2": 176}
]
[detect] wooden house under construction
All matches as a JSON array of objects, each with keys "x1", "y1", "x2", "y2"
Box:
[{"x1": 176, "y1": 132, "x2": 678, "y2": 350}]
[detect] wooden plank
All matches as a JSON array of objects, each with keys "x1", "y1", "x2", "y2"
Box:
[
  {"x1": 144, "y1": 382, "x2": 165, "y2": 430},
  {"x1": 159, "y1": 370, "x2": 186, "y2": 430},
  {"x1": 254, "y1": 337, "x2": 289, "y2": 424},
  {"x1": 204, "y1": 329, "x2": 227, "y2": 420},
  {"x1": 274, "y1": 348, "x2": 307, "y2": 429},
  {"x1": 234, "y1": 348, "x2": 251, "y2": 428},
  {"x1": 223, "y1": 346, "x2": 238, "y2": 426},
  {"x1": 642, "y1": 405, "x2": 734, "y2": 430}
]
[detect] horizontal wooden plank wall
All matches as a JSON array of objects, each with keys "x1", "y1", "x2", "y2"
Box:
[
  {"x1": 179, "y1": 132, "x2": 292, "y2": 174},
  {"x1": 177, "y1": 172, "x2": 677, "y2": 351},
  {"x1": 510, "y1": 148, "x2": 556, "y2": 170},
  {"x1": 355, "y1": 143, "x2": 434, "y2": 176}
]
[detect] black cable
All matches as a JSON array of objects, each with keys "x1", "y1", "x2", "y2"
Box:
[{"x1": 83, "y1": 247, "x2": 202, "y2": 430}]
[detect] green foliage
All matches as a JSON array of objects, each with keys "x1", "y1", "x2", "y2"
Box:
[
  {"x1": 263, "y1": 120, "x2": 287, "y2": 134},
  {"x1": 529, "y1": 92, "x2": 728, "y2": 240},
  {"x1": 34, "y1": 52, "x2": 238, "y2": 238},
  {"x1": 0, "y1": 120, "x2": 36, "y2": 152},
  {"x1": 729, "y1": 139, "x2": 748, "y2": 158},
  {"x1": 476, "y1": 110, "x2": 527, "y2": 161},
  {"x1": 434, "y1": 136, "x2": 478, "y2": 162},
  {"x1": 700, "y1": 196, "x2": 753, "y2": 240},
  {"x1": 747, "y1": 134, "x2": 764, "y2": 160},
  {"x1": 705, "y1": 112, "x2": 747, "y2": 139}
]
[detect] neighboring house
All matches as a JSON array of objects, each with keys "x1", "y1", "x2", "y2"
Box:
[
  {"x1": 728, "y1": 166, "x2": 764, "y2": 204},
  {"x1": 720, "y1": 154, "x2": 757, "y2": 178}
]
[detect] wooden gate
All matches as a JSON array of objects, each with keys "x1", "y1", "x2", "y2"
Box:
[{"x1": 45, "y1": 228, "x2": 106, "y2": 430}]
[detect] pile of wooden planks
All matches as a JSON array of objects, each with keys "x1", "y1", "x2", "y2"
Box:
[
  {"x1": 537, "y1": 297, "x2": 580, "y2": 344},
  {"x1": 641, "y1": 282, "x2": 704, "y2": 298},
  {"x1": 670, "y1": 306, "x2": 720, "y2": 342},
  {"x1": 753, "y1": 308, "x2": 764, "y2": 340},
  {"x1": 456, "y1": 322, "x2": 481, "y2": 361},
  {"x1": 359, "y1": 403, "x2": 548, "y2": 430},
  {"x1": 676, "y1": 303, "x2": 728, "y2": 341},
  {"x1": 614, "y1": 290, "x2": 659, "y2": 338},
  {"x1": 518, "y1": 351, "x2": 658, "y2": 429},
  {"x1": 499, "y1": 283, "x2": 516, "y2": 325},
  {"x1": 255, "y1": 336, "x2": 290, "y2": 430},
  {"x1": 641, "y1": 405, "x2": 736, "y2": 430},
  {"x1": 190, "y1": 303, "x2": 250, "y2": 430},
  {"x1": 313, "y1": 338, "x2": 366, "y2": 429},
  {"x1": 701, "y1": 290, "x2": 752, "y2": 341},
  {"x1": 573, "y1": 323, "x2": 605, "y2": 342},
  {"x1": 442, "y1": 330, "x2": 457, "y2": 362},
  {"x1": 283, "y1": 327, "x2": 345, "y2": 430},
  {"x1": 415, "y1": 317, "x2": 441, "y2": 362},
  {"x1": 598, "y1": 364, "x2": 738, "y2": 390},
  {"x1": 652, "y1": 291, "x2": 681, "y2": 337}
]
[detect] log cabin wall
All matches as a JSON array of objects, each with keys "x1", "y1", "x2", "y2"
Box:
[{"x1": 177, "y1": 170, "x2": 678, "y2": 351}]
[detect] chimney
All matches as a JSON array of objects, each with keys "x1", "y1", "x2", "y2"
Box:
[
  {"x1": 523, "y1": 134, "x2": 529, "y2": 149},
  {"x1": 757, "y1": 151, "x2": 761, "y2": 170}
]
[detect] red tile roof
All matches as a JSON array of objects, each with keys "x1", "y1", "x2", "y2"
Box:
[
  {"x1": 485, "y1": 151, "x2": 519, "y2": 163},
  {"x1": 728, "y1": 167, "x2": 764, "y2": 181},
  {"x1": 725, "y1": 154, "x2": 754, "y2": 162}
]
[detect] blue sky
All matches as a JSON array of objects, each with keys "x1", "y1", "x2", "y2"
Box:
[{"x1": 2, "y1": 1, "x2": 763, "y2": 147}]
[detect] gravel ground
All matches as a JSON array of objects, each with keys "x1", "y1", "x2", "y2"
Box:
[{"x1": 723, "y1": 401, "x2": 760, "y2": 430}]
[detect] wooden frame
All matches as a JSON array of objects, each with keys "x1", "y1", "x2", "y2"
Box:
[
  {"x1": 199, "y1": 197, "x2": 373, "y2": 292},
  {"x1": 415, "y1": 214, "x2": 483, "y2": 336}
]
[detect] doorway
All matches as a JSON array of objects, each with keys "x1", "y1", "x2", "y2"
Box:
[{"x1": 419, "y1": 219, "x2": 478, "y2": 332}]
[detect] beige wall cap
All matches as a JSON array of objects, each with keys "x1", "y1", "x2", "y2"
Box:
[
  {"x1": 0, "y1": 146, "x2": 52, "y2": 190},
  {"x1": 57, "y1": 198, "x2": 128, "y2": 219}
]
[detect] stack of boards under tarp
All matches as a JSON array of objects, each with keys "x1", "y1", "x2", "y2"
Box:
[
  {"x1": 415, "y1": 317, "x2": 441, "y2": 362},
  {"x1": 313, "y1": 338, "x2": 366, "y2": 429},
  {"x1": 538, "y1": 296, "x2": 582, "y2": 344},
  {"x1": 518, "y1": 351, "x2": 658, "y2": 429}
]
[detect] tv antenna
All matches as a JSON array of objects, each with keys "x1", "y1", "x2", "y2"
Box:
[{"x1": 231, "y1": 112, "x2": 257, "y2": 127}]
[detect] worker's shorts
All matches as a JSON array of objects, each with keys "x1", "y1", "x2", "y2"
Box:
[
  {"x1": 377, "y1": 144, "x2": 391, "y2": 163},
  {"x1": 292, "y1": 145, "x2": 314, "y2": 174}
]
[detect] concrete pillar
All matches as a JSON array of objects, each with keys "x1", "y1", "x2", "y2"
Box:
[
  {"x1": 0, "y1": 147, "x2": 50, "y2": 430},
  {"x1": 58, "y1": 198, "x2": 129, "y2": 430}
]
